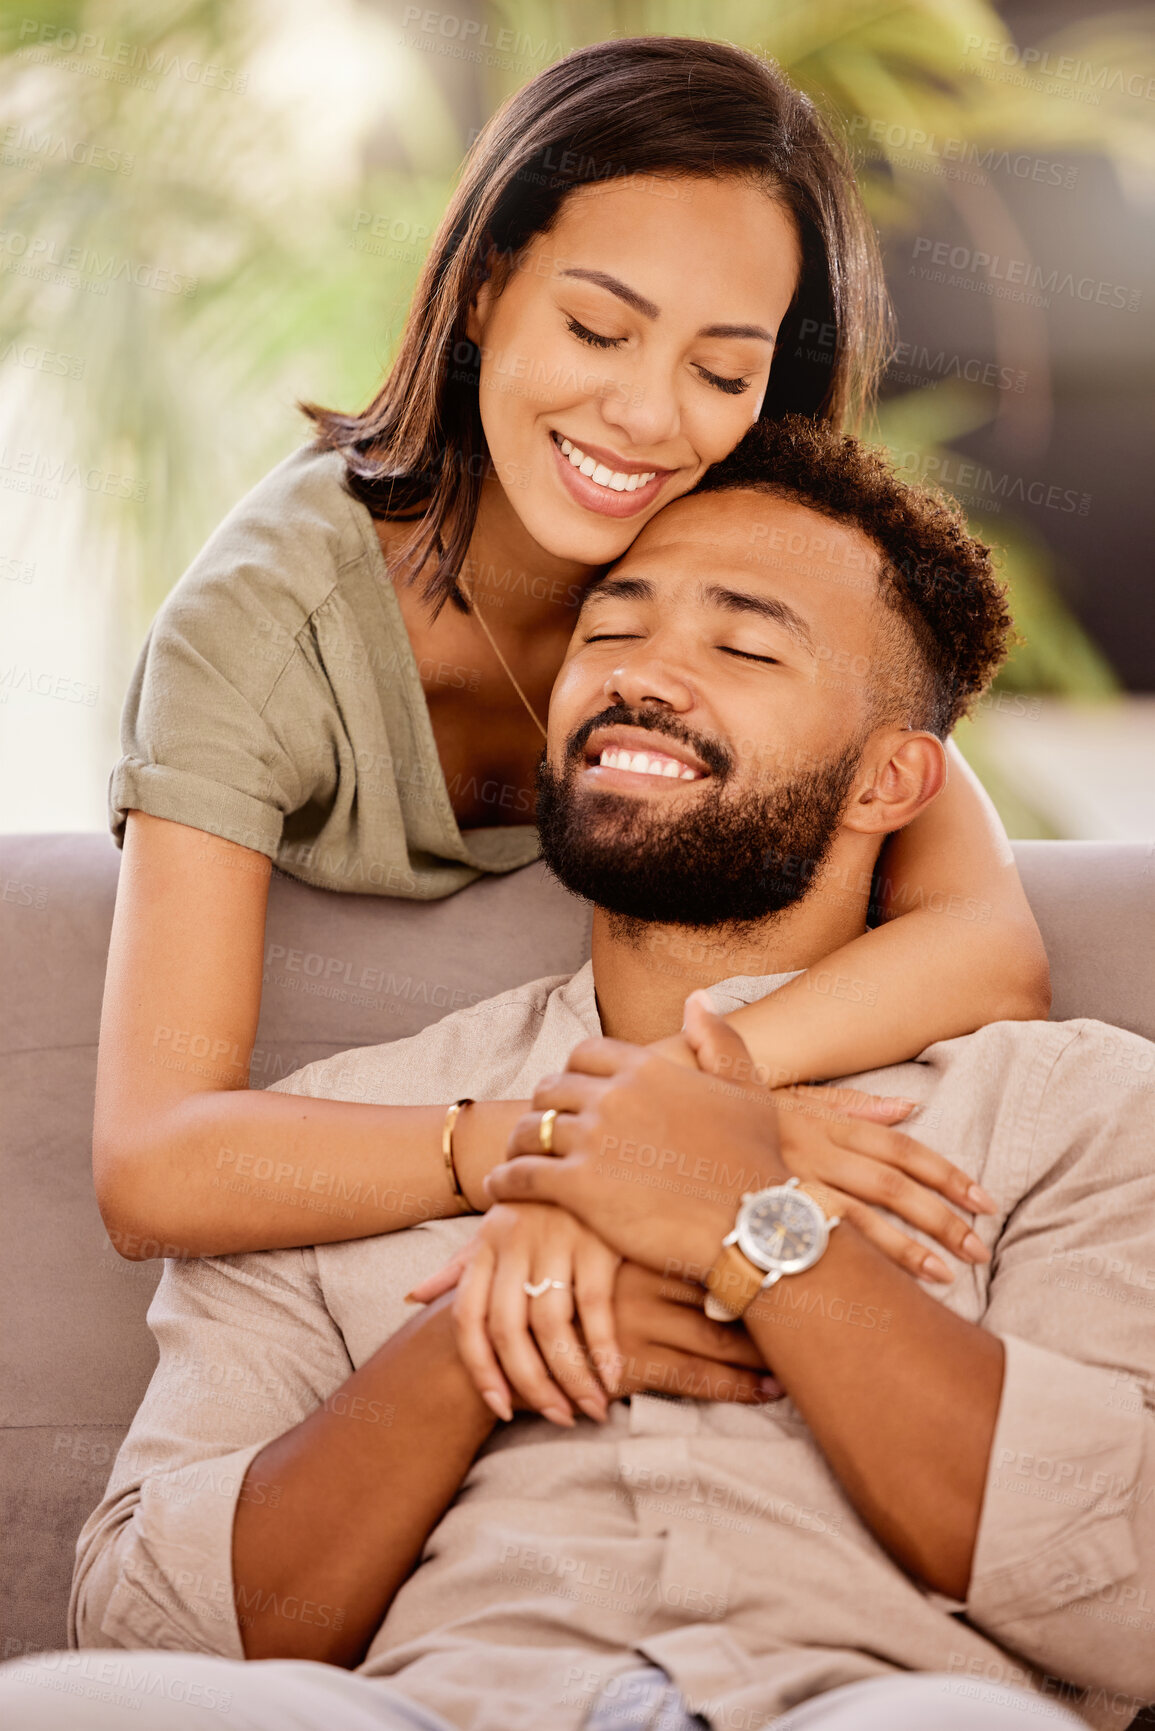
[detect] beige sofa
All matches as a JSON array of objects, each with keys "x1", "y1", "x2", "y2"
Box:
[{"x1": 2, "y1": 833, "x2": 1153, "y2": 1673}]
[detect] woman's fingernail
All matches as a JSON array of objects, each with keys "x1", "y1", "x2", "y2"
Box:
[
  {"x1": 922, "y1": 1253, "x2": 954, "y2": 1283},
  {"x1": 403, "y1": 1290, "x2": 424, "y2": 1304},
  {"x1": 758, "y1": 1376, "x2": 783, "y2": 1400},
  {"x1": 482, "y1": 1390, "x2": 512, "y2": 1423},
  {"x1": 542, "y1": 1403, "x2": 576, "y2": 1428},
  {"x1": 577, "y1": 1398, "x2": 607, "y2": 1424},
  {"x1": 962, "y1": 1231, "x2": 990, "y2": 1263},
  {"x1": 967, "y1": 1183, "x2": 996, "y2": 1213}
]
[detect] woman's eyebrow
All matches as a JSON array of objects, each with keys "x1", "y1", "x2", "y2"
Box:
[
  {"x1": 561, "y1": 268, "x2": 659, "y2": 319},
  {"x1": 559, "y1": 268, "x2": 773, "y2": 342},
  {"x1": 699, "y1": 322, "x2": 774, "y2": 343}
]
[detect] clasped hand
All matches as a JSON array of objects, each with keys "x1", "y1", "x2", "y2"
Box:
[{"x1": 409, "y1": 993, "x2": 993, "y2": 1425}]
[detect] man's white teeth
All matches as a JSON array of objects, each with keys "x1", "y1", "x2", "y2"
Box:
[
  {"x1": 597, "y1": 746, "x2": 699, "y2": 781},
  {"x1": 558, "y1": 436, "x2": 657, "y2": 493}
]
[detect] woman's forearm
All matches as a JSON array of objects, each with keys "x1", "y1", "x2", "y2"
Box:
[
  {"x1": 98, "y1": 815, "x2": 534, "y2": 1260},
  {"x1": 723, "y1": 742, "x2": 1049, "y2": 1084},
  {"x1": 724, "y1": 903, "x2": 1045, "y2": 1084},
  {"x1": 98, "y1": 1089, "x2": 527, "y2": 1260},
  {"x1": 233, "y1": 1298, "x2": 496, "y2": 1665}
]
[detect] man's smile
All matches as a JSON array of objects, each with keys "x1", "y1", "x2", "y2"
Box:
[{"x1": 578, "y1": 723, "x2": 711, "y2": 791}]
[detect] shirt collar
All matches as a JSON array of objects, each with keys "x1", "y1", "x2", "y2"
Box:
[{"x1": 554, "y1": 959, "x2": 802, "y2": 1038}]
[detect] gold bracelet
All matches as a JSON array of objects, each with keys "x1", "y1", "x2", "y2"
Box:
[{"x1": 442, "y1": 1098, "x2": 474, "y2": 1210}]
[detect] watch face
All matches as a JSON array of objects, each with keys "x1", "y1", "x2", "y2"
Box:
[{"x1": 737, "y1": 1187, "x2": 824, "y2": 1274}]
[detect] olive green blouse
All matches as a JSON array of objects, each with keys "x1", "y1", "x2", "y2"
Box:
[{"x1": 109, "y1": 441, "x2": 542, "y2": 898}]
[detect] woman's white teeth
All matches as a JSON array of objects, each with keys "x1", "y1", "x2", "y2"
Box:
[
  {"x1": 557, "y1": 436, "x2": 656, "y2": 493},
  {"x1": 598, "y1": 746, "x2": 699, "y2": 781}
]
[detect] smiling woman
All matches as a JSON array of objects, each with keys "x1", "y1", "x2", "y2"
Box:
[
  {"x1": 92, "y1": 35, "x2": 1049, "y2": 1271},
  {"x1": 456, "y1": 175, "x2": 800, "y2": 556}
]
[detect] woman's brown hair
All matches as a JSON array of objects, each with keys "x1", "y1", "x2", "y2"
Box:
[{"x1": 299, "y1": 36, "x2": 891, "y2": 613}]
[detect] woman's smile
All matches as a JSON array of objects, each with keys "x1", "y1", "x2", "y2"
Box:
[{"x1": 548, "y1": 428, "x2": 672, "y2": 519}]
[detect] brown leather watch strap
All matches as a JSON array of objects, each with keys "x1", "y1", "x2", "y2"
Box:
[
  {"x1": 705, "y1": 1181, "x2": 841, "y2": 1320},
  {"x1": 704, "y1": 1241, "x2": 767, "y2": 1320}
]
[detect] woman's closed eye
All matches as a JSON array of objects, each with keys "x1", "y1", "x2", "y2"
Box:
[
  {"x1": 720, "y1": 645, "x2": 780, "y2": 665},
  {"x1": 694, "y1": 366, "x2": 751, "y2": 396},
  {"x1": 566, "y1": 315, "x2": 625, "y2": 352},
  {"x1": 565, "y1": 316, "x2": 753, "y2": 396}
]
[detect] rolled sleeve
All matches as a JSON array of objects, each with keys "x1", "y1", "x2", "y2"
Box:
[
  {"x1": 109, "y1": 554, "x2": 319, "y2": 858},
  {"x1": 87, "y1": 1440, "x2": 266, "y2": 1658},
  {"x1": 964, "y1": 1021, "x2": 1155, "y2": 1703},
  {"x1": 110, "y1": 755, "x2": 287, "y2": 861},
  {"x1": 968, "y1": 1334, "x2": 1154, "y2": 1697},
  {"x1": 70, "y1": 1248, "x2": 352, "y2": 1657}
]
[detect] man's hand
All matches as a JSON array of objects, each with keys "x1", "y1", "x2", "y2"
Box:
[
  {"x1": 610, "y1": 1260, "x2": 778, "y2": 1405},
  {"x1": 486, "y1": 1002, "x2": 785, "y2": 1273},
  {"x1": 654, "y1": 1000, "x2": 994, "y2": 1285}
]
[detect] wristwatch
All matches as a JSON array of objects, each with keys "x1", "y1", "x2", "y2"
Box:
[{"x1": 703, "y1": 1177, "x2": 841, "y2": 1322}]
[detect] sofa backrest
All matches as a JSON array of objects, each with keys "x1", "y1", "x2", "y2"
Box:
[{"x1": 1, "y1": 833, "x2": 1151, "y2": 1658}]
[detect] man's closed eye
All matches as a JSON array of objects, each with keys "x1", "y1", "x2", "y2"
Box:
[{"x1": 720, "y1": 646, "x2": 780, "y2": 665}]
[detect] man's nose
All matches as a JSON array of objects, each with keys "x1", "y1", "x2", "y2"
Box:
[{"x1": 603, "y1": 644, "x2": 695, "y2": 713}]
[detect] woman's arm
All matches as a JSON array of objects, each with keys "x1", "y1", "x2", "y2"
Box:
[
  {"x1": 722, "y1": 742, "x2": 1050, "y2": 1084},
  {"x1": 94, "y1": 812, "x2": 524, "y2": 1258}
]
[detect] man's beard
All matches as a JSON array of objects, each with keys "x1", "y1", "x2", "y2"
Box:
[{"x1": 536, "y1": 705, "x2": 865, "y2": 931}]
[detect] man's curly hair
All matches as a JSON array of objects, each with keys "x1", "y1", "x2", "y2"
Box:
[{"x1": 693, "y1": 414, "x2": 1012, "y2": 736}]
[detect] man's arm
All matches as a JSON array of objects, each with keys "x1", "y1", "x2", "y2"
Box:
[
  {"x1": 233, "y1": 1295, "x2": 494, "y2": 1665},
  {"x1": 70, "y1": 1233, "x2": 491, "y2": 1662},
  {"x1": 738, "y1": 1220, "x2": 1003, "y2": 1598}
]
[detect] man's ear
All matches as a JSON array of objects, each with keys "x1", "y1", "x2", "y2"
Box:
[{"x1": 842, "y1": 730, "x2": 947, "y2": 836}]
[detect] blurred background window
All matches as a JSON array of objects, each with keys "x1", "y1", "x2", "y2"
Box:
[{"x1": 1, "y1": 0, "x2": 1152, "y2": 839}]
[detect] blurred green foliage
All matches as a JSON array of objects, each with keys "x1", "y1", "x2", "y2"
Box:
[{"x1": 1, "y1": 0, "x2": 1146, "y2": 753}]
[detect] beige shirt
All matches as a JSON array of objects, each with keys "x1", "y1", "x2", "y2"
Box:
[
  {"x1": 70, "y1": 966, "x2": 1155, "y2": 1730},
  {"x1": 109, "y1": 440, "x2": 541, "y2": 898}
]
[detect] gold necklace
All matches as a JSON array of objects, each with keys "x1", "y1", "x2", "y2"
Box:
[{"x1": 457, "y1": 574, "x2": 549, "y2": 743}]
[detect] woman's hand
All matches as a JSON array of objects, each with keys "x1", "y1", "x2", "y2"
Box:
[
  {"x1": 653, "y1": 1001, "x2": 995, "y2": 1284},
  {"x1": 768, "y1": 1084, "x2": 993, "y2": 1283},
  {"x1": 409, "y1": 1201, "x2": 621, "y2": 1427},
  {"x1": 406, "y1": 1202, "x2": 779, "y2": 1426}
]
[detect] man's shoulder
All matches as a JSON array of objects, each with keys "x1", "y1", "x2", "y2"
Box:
[
  {"x1": 924, "y1": 1014, "x2": 1153, "y2": 1094},
  {"x1": 844, "y1": 1014, "x2": 1150, "y2": 1090},
  {"x1": 266, "y1": 967, "x2": 591, "y2": 1106},
  {"x1": 839, "y1": 1015, "x2": 1153, "y2": 1180}
]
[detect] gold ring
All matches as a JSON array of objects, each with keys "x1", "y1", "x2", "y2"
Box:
[{"x1": 538, "y1": 1108, "x2": 558, "y2": 1154}]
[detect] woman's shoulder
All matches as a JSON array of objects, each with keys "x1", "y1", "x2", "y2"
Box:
[{"x1": 158, "y1": 440, "x2": 376, "y2": 643}]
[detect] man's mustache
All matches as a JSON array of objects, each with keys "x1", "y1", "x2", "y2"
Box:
[{"x1": 563, "y1": 704, "x2": 734, "y2": 781}]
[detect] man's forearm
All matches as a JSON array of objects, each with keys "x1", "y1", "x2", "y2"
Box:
[
  {"x1": 232, "y1": 1297, "x2": 496, "y2": 1665},
  {"x1": 739, "y1": 1221, "x2": 1004, "y2": 1598}
]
